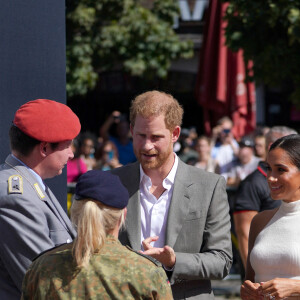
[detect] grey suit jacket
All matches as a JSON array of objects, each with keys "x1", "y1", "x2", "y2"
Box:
[
  {"x1": 112, "y1": 159, "x2": 232, "y2": 299},
  {"x1": 0, "y1": 155, "x2": 76, "y2": 300}
]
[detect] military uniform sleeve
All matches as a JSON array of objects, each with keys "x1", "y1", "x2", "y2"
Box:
[
  {"x1": 149, "y1": 266, "x2": 173, "y2": 299},
  {"x1": 0, "y1": 191, "x2": 55, "y2": 292},
  {"x1": 124, "y1": 247, "x2": 173, "y2": 299},
  {"x1": 21, "y1": 261, "x2": 39, "y2": 300}
]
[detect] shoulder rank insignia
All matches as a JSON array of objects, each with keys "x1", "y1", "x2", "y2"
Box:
[
  {"x1": 34, "y1": 183, "x2": 45, "y2": 199},
  {"x1": 8, "y1": 175, "x2": 23, "y2": 194}
]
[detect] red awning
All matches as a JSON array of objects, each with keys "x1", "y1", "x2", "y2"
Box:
[{"x1": 196, "y1": 0, "x2": 256, "y2": 140}]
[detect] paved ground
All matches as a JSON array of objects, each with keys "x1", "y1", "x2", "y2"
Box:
[{"x1": 212, "y1": 274, "x2": 241, "y2": 299}]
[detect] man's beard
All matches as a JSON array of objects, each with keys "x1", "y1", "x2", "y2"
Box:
[{"x1": 135, "y1": 144, "x2": 173, "y2": 170}]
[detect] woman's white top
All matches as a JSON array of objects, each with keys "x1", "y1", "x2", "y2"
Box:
[{"x1": 250, "y1": 199, "x2": 300, "y2": 283}]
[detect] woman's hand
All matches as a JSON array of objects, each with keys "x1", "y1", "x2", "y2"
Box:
[
  {"x1": 240, "y1": 280, "x2": 261, "y2": 300},
  {"x1": 259, "y1": 278, "x2": 300, "y2": 299}
]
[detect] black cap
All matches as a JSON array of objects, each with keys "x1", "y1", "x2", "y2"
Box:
[
  {"x1": 75, "y1": 170, "x2": 129, "y2": 209},
  {"x1": 239, "y1": 136, "x2": 255, "y2": 148}
]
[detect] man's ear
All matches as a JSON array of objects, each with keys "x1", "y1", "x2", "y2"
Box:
[
  {"x1": 40, "y1": 142, "x2": 48, "y2": 157},
  {"x1": 130, "y1": 124, "x2": 134, "y2": 136},
  {"x1": 172, "y1": 126, "x2": 181, "y2": 143}
]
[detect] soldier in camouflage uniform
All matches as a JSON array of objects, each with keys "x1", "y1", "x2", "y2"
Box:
[{"x1": 22, "y1": 170, "x2": 173, "y2": 300}]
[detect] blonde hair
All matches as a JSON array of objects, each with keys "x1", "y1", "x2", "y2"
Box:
[
  {"x1": 130, "y1": 90, "x2": 183, "y2": 131},
  {"x1": 71, "y1": 199, "x2": 125, "y2": 268}
]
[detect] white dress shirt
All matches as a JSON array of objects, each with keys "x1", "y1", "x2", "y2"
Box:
[{"x1": 139, "y1": 154, "x2": 178, "y2": 249}]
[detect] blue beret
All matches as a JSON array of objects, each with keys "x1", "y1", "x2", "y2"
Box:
[{"x1": 75, "y1": 170, "x2": 129, "y2": 209}]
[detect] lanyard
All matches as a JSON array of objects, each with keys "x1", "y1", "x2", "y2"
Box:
[{"x1": 257, "y1": 165, "x2": 267, "y2": 177}]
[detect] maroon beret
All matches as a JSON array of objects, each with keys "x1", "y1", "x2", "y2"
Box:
[{"x1": 13, "y1": 99, "x2": 81, "y2": 143}]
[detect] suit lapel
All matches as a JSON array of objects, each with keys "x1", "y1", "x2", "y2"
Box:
[
  {"x1": 116, "y1": 162, "x2": 141, "y2": 250},
  {"x1": 165, "y1": 160, "x2": 192, "y2": 248},
  {"x1": 45, "y1": 187, "x2": 76, "y2": 237},
  {"x1": 126, "y1": 189, "x2": 141, "y2": 250}
]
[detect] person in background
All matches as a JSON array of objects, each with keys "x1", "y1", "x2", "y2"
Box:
[
  {"x1": 21, "y1": 170, "x2": 173, "y2": 300},
  {"x1": 227, "y1": 136, "x2": 260, "y2": 188},
  {"x1": 233, "y1": 126, "x2": 297, "y2": 270},
  {"x1": 99, "y1": 111, "x2": 136, "y2": 165},
  {"x1": 0, "y1": 99, "x2": 79, "y2": 300},
  {"x1": 194, "y1": 135, "x2": 216, "y2": 172},
  {"x1": 67, "y1": 139, "x2": 87, "y2": 183},
  {"x1": 211, "y1": 116, "x2": 239, "y2": 179},
  {"x1": 254, "y1": 134, "x2": 267, "y2": 161},
  {"x1": 255, "y1": 125, "x2": 270, "y2": 137},
  {"x1": 112, "y1": 90, "x2": 232, "y2": 299},
  {"x1": 253, "y1": 126, "x2": 269, "y2": 161},
  {"x1": 78, "y1": 132, "x2": 97, "y2": 170},
  {"x1": 177, "y1": 128, "x2": 199, "y2": 165},
  {"x1": 241, "y1": 134, "x2": 300, "y2": 299},
  {"x1": 94, "y1": 140, "x2": 122, "y2": 171}
]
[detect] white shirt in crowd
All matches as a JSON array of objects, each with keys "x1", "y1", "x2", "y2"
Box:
[{"x1": 229, "y1": 156, "x2": 261, "y2": 181}]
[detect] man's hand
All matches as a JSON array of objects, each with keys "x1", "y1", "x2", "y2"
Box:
[{"x1": 141, "y1": 236, "x2": 176, "y2": 269}]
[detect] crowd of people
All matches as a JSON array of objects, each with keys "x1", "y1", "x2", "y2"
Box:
[
  {"x1": 68, "y1": 110, "x2": 270, "y2": 192},
  {"x1": 175, "y1": 117, "x2": 268, "y2": 185},
  {"x1": 1, "y1": 91, "x2": 300, "y2": 300},
  {"x1": 67, "y1": 112, "x2": 136, "y2": 183}
]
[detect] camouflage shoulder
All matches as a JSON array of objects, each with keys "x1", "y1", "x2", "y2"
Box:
[
  {"x1": 125, "y1": 245, "x2": 162, "y2": 267},
  {"x1": 32, "y1": 243, "x2": 72, "y2": 262}
]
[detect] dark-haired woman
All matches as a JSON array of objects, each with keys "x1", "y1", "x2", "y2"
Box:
[{"x1": 241, "y1": 134, "x2": 300, "y2": 300}]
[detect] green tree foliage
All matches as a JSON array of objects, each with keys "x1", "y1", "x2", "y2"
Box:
[
  {"x1": 66, "y1": 0, "x2": 193, "y2": 97},
  {"x1": 223, "y1": 0, "x2": 300, "y2": 103}
]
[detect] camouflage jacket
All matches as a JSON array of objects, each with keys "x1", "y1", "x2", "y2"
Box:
[{"x1": 21, "y1": 236, "x2": 173, "y2": 299}]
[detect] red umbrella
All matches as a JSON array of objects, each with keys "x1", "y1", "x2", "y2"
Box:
[{"x1": 196, "y1": 0, "x2": 256, "y2": 140}]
